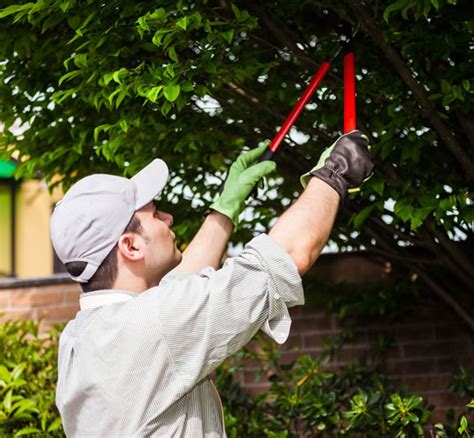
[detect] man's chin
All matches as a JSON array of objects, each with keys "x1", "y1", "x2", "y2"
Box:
[{"x1": 174, "y1": 252, "x2": 183, "y2": 267}]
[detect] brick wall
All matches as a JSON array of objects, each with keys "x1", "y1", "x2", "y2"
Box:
[
  {"x1": 240, "y1": 301, "x2": 473, "y2": 423},
  {"x1": 0, "y1": 255, "x2": 472, "y2": 424},
  {"x1": 0, "y1": 274, "x2": 80, "y2": 324}
]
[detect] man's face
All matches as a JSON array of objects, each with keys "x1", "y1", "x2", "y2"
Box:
[{"x1": 134, "y1": 201, "x2": 182, "y2": 284}]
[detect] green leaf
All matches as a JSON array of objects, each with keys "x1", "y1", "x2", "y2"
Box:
[
  {"x1": 3, "y1": 389, "x2": 12, "y2": 410},
  {"x1": 58, "y1": 70, "x2": 81, "y2": 86},
  {"x1": 107, "y1": 88, "x2": 121, "y2": 105},
  {"x1": 115, "y1": 89, "x2": 128, "y2": 108},
  {"x1": 93, "y1": 124, "x2": 113, "y2": 142},
  {"x1": 11, "y1": 364, "x2": 25, "y2": 381},
  {"x1": 152, "y1": 28, "x2": 172, "y2": 46},
  {"x1": 14, "y1": 427, "x2": 42, "y2": 437},
  {"x1": 168, "y1": 46, "x2": 178, "y2": 62},
  {"x1": 231, "y1": 3, "x2": 241, "y2": 18},
  {"x1": 0, "y1": 3, "x2": 33, "y2": 19},
  {"x1": 112, "y1": 68, "x2": 128, "y2": 85},
  {"x1": 372, "y1": 180, "x2": 385, "y2": 196},
  {"x1": 0, "y1": 365, "x2": 11, "y2": 382},
  {"x1": 119, "y1": 119, "x2": 128, "y2": 133},
  {"x1": 47, "y1": 416, "x2": 62, "y2": 432},
  {"x1": 176, "y1": 16, "x2": 187, "y2": 30},
  {"x1": 458, "y1": 415, "x2": 468, "y2": 434},
  {"x1": 12, "y1": 399, "x2": 37, "y2": 416},
  {"x1": 383, "y1": 0, "x2": 409, "y2": 23},
  {"x1": 163, "y1": 84, "x2": 180, "y2": 102},
  {"x1": 146, "y1": 86, "x2": 163, "y2": 103},
  {"x1": 161, "y1": 101, "x2": 172, "y2": 116},
  {"x1": 73, "y1": 53, "x2": 88, "y2": 69},
  {"x1": 222, "y1": 29, "x2": 234, "y2": 44},
  {"x1": 440, "y1": 80, "x2": 451, "y2": 94},
  {"x1": 352, "y1": 204, "x2": 375, "y2": 229}
]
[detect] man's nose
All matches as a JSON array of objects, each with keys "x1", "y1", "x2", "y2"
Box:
[{"x1": 159, "y1": 211, "x2": 173, "y2": 227}]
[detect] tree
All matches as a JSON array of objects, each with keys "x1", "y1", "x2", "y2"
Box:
[{"x1": 0, "y1": 0, "x2": 472, "y2": 329}]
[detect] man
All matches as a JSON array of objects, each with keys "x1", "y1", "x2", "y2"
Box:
[{"x1": 51, "y1": 131, "x2": 373, "y2": 437}]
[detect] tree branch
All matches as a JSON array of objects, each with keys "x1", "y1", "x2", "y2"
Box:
[
  {"x1": 417, "y1": 269, "x2": 474, "y2": 333},
  {"x1": 456, "y1": 111, "x2": 474, "y2": 150},
  {"x1": 244, "y1": 3, "x2": 319, "y2": 69},
  {"x1": 345, "y1": 0, "x2": 474, "y2": 179}
]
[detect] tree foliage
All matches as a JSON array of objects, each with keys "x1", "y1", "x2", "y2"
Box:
[{"x1": 0, "y1": 1, "x2": 472, "y2": 326}]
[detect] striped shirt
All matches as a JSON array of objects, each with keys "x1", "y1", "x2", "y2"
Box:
[{"x1": 56, "y1": 234, "x2": 304, "y2": 437}]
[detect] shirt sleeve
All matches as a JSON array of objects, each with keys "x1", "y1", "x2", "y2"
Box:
[{"x1": 142, "y1": 233, "x2": 304, "y2": 385}]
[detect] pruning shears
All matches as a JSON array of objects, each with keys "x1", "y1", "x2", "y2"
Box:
[{"x1": 259, "y1": 23, "x2": 361, "y2": 162}]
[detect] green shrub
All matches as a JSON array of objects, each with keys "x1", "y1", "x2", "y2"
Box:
[
  {"x1": 215, "y1": 335, "x2": 474, "y2": 437},
  {"x1": 0, "y1": 318, "x2": 63, "y2": 437},
  {"x1": 0, "y1": 318, "x2": 472, "y2": 437}
]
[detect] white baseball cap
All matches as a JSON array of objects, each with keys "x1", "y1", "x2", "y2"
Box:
[{"x1": 50, "y1": 159, "x2": 169, "y2": 283}]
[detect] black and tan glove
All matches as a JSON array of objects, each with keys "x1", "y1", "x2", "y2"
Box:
[{"x1": 300, "y1": 130, "x2": 374, "y2": 203}]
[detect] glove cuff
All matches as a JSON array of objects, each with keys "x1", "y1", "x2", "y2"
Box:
[
  {"x1": 307, "y1": 167, "x2": 346, "y2": 203},
  {"x1": 209, "y1": 200, "x2": 239, "y2": 226}
]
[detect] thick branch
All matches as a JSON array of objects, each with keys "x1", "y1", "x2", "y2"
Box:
[
  {"x1": 417, "y1": 270, "x2": 474, "y2": 333},
  {"x1": 345, "y1": 0, "x2": 474, "y2": 179},
  {"x1": 456, "y1": 111, "x2": 474, "y2": 150},
  {"x1": 426, "y1": 219, "x2": 474, "y2": 280}
]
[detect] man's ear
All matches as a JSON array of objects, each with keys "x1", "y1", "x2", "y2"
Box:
[{"x1": 117, "y1": 233, "x2": 144, "y2": 262}]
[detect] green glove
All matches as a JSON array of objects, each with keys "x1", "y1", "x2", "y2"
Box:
[{"x1": 210, "y1": 145, "x2": 276, "y2": 225}]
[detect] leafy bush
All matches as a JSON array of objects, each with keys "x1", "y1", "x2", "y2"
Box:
[
  {"x1": 0, "y1": 318, "x2": 63, "y2": 437},
  {"x1": 0, "y1": 318, "x2": 472, "y2": 437},
  {"x1": 215, "y1": 335, "x2": 474, "y2": 437}
]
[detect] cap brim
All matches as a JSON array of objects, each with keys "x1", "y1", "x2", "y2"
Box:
[{"x1": 131, "y1": 159, "x2": 169, "y2": 209}]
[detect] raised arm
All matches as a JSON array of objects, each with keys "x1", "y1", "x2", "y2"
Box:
[
  {"x1": 269, "y1": 131, "x2": 373, "y2": 275},
  {"x1": 269, "y1": 178, "x2": 339, "y2": 275},
  {"x1": 174, "y1": 211, "x2": 233, "y2": 273},
  {"x1": 175, "y1": 146, "x2": 276, "y2": 273}
]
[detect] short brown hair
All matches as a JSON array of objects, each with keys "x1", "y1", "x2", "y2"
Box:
[{"x1": 65, "y1": 214, "x2": 143, "y2": 292}]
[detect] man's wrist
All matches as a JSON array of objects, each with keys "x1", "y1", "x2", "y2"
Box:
[
  {"x1": 309, "y1": 168, "x2": 346, "y2": 203},
  {"x1": 306, "y1": 175, "x2": 342, "y2": 204},
  {"x1": 206, "y1": 209, "x2": 234, "y2": 232}
]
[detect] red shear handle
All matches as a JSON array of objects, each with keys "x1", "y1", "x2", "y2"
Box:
[
  {"x1": 268, "y1": 61, "x2": 331, "y2": 153},
  {"x1": 343, "y1": 52, "x2": 356, "y2": 133}
]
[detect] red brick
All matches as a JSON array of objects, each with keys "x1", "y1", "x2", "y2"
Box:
[
  {"x1": 334, "y1": 346, "x2": 369, "y2": 364},
  {"x1": 243, "y1": 383, "x2": 270, "y2": 398},
  {"x1": 64, "y1": 290, "x2": 81, "y2": 304},
  {"x1": 10, "y1": 290, "x2": 64, "y2": 308},
  {"x1": 279, "y1": 351, "x2": 303, "y2": 365},
  {"x1": 427, "y1": 392, "x2": 471, "y2": 409},
  {"x1": 302, "y1": 332, "x2": 333, "y2": 350},
  {"x1": 283, "y1": 333, "x2": 303, "y2": 350},
  {"x1": 291, "y1": 315, "x2": 333, "y2": 333},
  {"x1": 37, "y1": 306, "x2": 78, "y2": 322},
  {"x1": 243, "y1": 370, "x2": 270, "y2": 385},
  {"x1": 434, "y1": 323, "x2": 472, "y2": 340},
  {"x1": 0, "y1": 292, "x2": 10, "y2": 309},
  {"x1": 364, "y1": 326, "x2": 396, "y2": 339},
  {"x1": 437, "y1": 357, "x2": 474, "y2": 373},
  {"x1": 402, "y1": 341, "x2": 469, "y2": 359},
  {"x1": 429, "y1": 408, "x2": 454, "y2": 424},
  {"x1": 395, "y1": 325, "x2": 435, "y2": 342},
  {"x1": 289, "y1": 307, "x2": 304, "y2": 318},
  {"x1": 401, "y1": 374, "x2": 452, "y2": 392},
  {"x1": 0, "y1": 309, "x2": 34, "y2": 320},
  {"x1": 385, "y1": 359, "x2": 437, "y2": 376}
]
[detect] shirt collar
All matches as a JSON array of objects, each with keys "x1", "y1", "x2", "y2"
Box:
[{"x1": 79, "y1": 290, "x2": 138, "y2": 310}]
